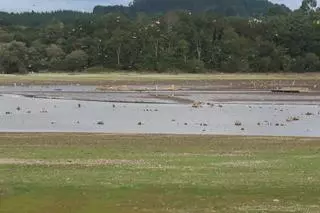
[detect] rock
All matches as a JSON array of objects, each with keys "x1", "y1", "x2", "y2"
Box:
[
  {"x1": 184, "y1": 123, "x2": 188, "y2": 126},
  {"x1": 305, "y1": 112, "x2": 313, "y2": 116},
  {"x1": 97, "y1": 121, "x2": 104, "y2": 125},
  {"x1": 192, "y1": 102, "x2": 202, "y2": 108},
  {"x1": 78, "y1": 104, "x2": 81, "y2": 108},
  {"x1": 26, "y1": 110, "x2": 32, "y2": 114},
  {"x1": 16, "y1": 106, "x2": 21, "y2": 111},
  {"x1": 5, "y1": 112, "x2": 12, "y2": 115},
  {"x1": 241, "y1": 128, "x2": 245, "y2": 131},
  {"x1": 137, "y1": 122, "x2": 143, "y2": 126}
]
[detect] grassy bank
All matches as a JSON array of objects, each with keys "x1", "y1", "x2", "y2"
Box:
[
  {"x1": 1, "y1": 72, "x2": 320, "y2": 85},
  {"x1": 1, "y1": 134, "x2": 320, "y2": 213}
]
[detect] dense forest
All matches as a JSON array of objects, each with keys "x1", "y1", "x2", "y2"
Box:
[{"x1": 0, "y1": 0, "x2": 320, "y2": 74}]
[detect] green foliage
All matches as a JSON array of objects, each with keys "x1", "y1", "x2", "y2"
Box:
[
  {"x1": 0, "y1": 0, "x2": 320, "y2": 73},
  {"x1": 64, "y1": 50, "x2": 89, "y2": 71},
  {"x1": 0, "y1": 41, "x2": 30, "y2": 74}
]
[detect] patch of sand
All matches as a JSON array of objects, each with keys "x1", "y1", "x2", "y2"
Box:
[
  {"x1": 0, "y1": 158, "x2": 143, "y2": 166},
  {"x1": 237, "y1": 204, "x2": 320, "y2": 212},
  {"x1": 212, "y1": 160, "x2": 279, "y2": 168}
]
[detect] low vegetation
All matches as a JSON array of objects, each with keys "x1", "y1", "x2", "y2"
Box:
[{"x1": 1, "y1": 134, "x2": 320, "y2": 213}]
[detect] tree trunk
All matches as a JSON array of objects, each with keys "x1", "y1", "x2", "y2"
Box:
[
  {"x1": 196, "y1": 40, "x2": 201, "y2": 61},
  {"x1": 154, "y1": 39, "x2": 159, "y2": 59},
  {"x1": 116, "y1": 45, "x2": 121, "y2": 66}
]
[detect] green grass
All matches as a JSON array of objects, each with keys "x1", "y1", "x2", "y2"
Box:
[
  {"x1": 1, "y1": 134, "x2": 320, "y2": 213},
  {"x1": 1, "y1": 72, "x2": 320, "y2": 85}
]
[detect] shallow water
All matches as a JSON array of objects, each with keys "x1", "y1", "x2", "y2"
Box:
[
  {"x1": 2, "y1": 85, "x2": 320, "y2": 105},
  {"x1": 1, "y1": 94, "x2": 320, "y2": 136}
]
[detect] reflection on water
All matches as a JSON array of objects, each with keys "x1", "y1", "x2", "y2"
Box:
[{"x1": 1, "y1": 94, "x2": 320, "y2": 137}]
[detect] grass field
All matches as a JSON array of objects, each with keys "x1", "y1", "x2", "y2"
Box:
[
  {"x1": 1, "y1": 72, "x2": 320, "y2": 85},
  {"x1": 1, "y1": 134, "x2": 320, "y2": 213}
]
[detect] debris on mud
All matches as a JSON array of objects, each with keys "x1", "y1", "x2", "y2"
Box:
[
  {"x1": 40, "y1": 108, "x2": 48, "y2": 113},
  {"x1": 138, "y1": 122, "x2": 143, "y2": 126},
  {"x1": 16, "y1": 106, "x2": 21, "y2": 111},
  {"x1": 26, "y1": 110, "x2": 32, "y2": 114},
  {"x1": 235, "y1": 121, "x2": 242, "y2": 126},
  {"x1": 5, "y1": 112, "x2": 12, "y2": 115},
  {"x1": 286, "y1": 116, "x2": 300, "y2": 122},
  {"x1": 305, "y1": 112, "x2": 313, "y2": 116}
]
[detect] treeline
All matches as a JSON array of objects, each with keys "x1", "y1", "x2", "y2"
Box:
[
  {"x1": 94, "y1": 0, "x2": 290, "y2": 17},
  {"x1": 0, "y1": 11, "x2": 93, "y2": 27},
  {"x1": 0, "y1": 0, "x2": 290, "y2": 27},
  {"x1": 0, "y1": 0, "x2": 320, "y2": 74}
]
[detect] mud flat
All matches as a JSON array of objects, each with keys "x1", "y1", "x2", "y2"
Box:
[{"x1": 1, "y1": 91, "x2": 320, "y2": 136}]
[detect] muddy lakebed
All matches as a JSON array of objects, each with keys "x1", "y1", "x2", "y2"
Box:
[{"x1": 1, "y1": 85, "x2": 320, "y2": 136}]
